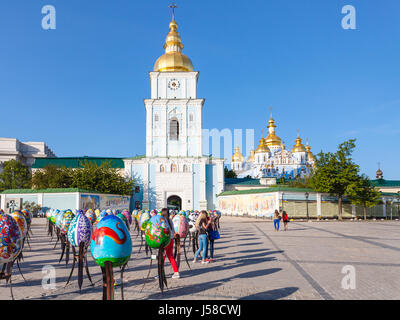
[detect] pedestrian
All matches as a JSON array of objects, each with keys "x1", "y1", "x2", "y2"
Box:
[
  {"x1": 273, "y1": 210, "x2": 280, "y2": 231},
  {"x1": 282, "y1": 211, "x2": 289, "y2": 231},
  {"x1": 193, "y1": 210, "x2": 211, "y2": 264},
  {"x1": 161, "y1": 208, "x2": 180, "y2": 279},
  {"x1": 207, "y1": 214, "x2": 219, "y2": 263}
]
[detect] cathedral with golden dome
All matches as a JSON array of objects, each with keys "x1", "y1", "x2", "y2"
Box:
[{"x1": 232, "y1": 112, "x2": 316, "y2": 179}]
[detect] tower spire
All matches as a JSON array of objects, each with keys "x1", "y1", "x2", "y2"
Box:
[{"x1": 169, "y1": 3, "x2": 178, "y2": 21}]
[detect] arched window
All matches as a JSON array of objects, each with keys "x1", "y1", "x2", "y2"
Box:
[
  {"x1": 183, "y1": 164, "x2": 189, "y2": 172},
  {"x1": 189, "y1": 113, "x2": 194, "y2": 122},
  {"x1": 171, "y1": 164, "x2": 177, "y2": 173},
  {"x1": 169, "y1": 118, "x2": 179, "y2": 141},
  {"x1": 154, "y1": 113, "x2": 159, "y2": 122},
  {"x1": 160, "y1": 165, "x2": 165, "y2": 173}
]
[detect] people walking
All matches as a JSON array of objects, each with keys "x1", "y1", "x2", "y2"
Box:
[
  {"x1": 193, "y1": 210, "x2": 211, "y2": 264},
  {"x1": 161, "y1": 208, "x2": 180, "y2": 279},
  {"x1": 282, "y1": 211, "x2": 289, "y2": 231},
  {"x1": 273, "y1": 210, "x2": 280, "y2": 231},
  {"x1": 207, "y1": 214, "x2": 219, "y2": 263}
]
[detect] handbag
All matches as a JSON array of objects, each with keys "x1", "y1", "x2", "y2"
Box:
[{"x1": 208, "y1": 229, "x2": 220, "y2": 240}]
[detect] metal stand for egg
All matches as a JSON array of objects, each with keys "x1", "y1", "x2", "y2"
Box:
[
  {"x1": 138, "y1": 230, "x2": 152, "y2": 257},
  {"x1": 53, "y1": 227, "x2": 61, "y2": 249},
  {"x1": 65, "y1": 242, "x2": 94, "y2": 291},
  {"x1": 59, "y1": 233, "x2": 71, "y2": 265},
  {"x1": 100, "y1": 261, "x2": 127, "y2": 300},
  {"x1": 189, "y1": 230, "x2": 199, "y2": 255},
  {"x1": 134, "y1": 219, "x2": 140, "y2": 239},
  {"x1": 141, "y1": 243, "x2": 167, "y2": 294},
  {"x1": 0, "y1": 262, "x2": 15, "y2": 300},
  {"x1": 173, "y1": 235, "x2": 191, "y2": 271}
]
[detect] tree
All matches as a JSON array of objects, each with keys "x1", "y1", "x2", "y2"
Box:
[
  {"x1": 31, "y1": 160, "x2": 134, "y2": 195},
  {"x1": 224, "y1": 167, "x2": 237, "y2": 179},
  {"x1": 311, "y1": 139, "x2": 360, "y2": 220},
  {"x1": 347, "y1": 174, "x2": 381, "y2": 221},
  {"x1": 0, "y1": 160, "x2": 32, "y2": 191},
  {"x1": 32, "y1": 165, "x2": 73, "y2": 189}
]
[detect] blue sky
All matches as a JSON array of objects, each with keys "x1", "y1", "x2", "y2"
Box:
[{"x1": 0, "y1": 0, "x2": 399, "y2": 179}]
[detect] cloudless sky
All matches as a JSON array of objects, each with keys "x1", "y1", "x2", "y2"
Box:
[{"x1": 0, "y1": 0, "x2": 399, "y2": 179}]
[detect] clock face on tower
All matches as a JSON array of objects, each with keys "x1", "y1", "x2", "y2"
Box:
[{"x1": 168, "y1": 79, "x2": 181, "y2": 91}]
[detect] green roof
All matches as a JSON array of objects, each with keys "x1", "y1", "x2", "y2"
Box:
[
  {"x1": 219, "y1": 186, "x2": 315, "y2": 197},
  {"x1": 1, "y1": 188, "x2": 101, "y2": 195},
  {"x1": 225, "y1": 178, "x2": 261, "y2": 186},
  {"x1": 371, "y1": 179, "x2": 400, "y2": 187},
  {"x1": 32, "y1": 157, "x2": 125, "y2": 169}
]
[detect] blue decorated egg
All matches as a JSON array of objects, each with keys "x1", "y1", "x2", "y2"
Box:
[
  {"x1": 68, "y1": 213, "x2": 92, "y2": 247},
  {"x1": 90, "y1": 215, "x2": 132, "y2": 268}
]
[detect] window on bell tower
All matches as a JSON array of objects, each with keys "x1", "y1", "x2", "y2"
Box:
[{"x1": 169, "y1": 118, "x2": 179, "y2": 141}]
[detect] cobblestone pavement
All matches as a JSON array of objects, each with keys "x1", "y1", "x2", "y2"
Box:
[{"x1": 1, "y1": 217, "x2": 400, "y2": 300}]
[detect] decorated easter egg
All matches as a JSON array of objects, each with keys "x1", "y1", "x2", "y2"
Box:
[
  {"x1": 85, "y1": 209, "x2": 97, "y2": 224},
  {"x1": 11, "y1": 211, "x2": 28, "y2": 239},
  {"x1": 60, "y1": 211, "x2": 75, "y2": 234},
  {"x1": 172, "y1": 214, "x2": 188, "y2": 238},
  {"x1": 55, "y1": 210, "x2": 64, "y2": 228},
  {"x1": 139, "y1": 210, "x2": 151, "y2": 231},
  {"x1": 0, "y1": 212, "x2": 23, "y2": 263},
  {"x1": 121, "y1": 210, "x2": 132, "y2": 226},
  {"x1": 90, "y1": 215, "x2": 132, "y2": 268},
  {"x1": 117, "y1": 213, "x2": 130, "y2": 230},
  {"x1": 145, "y1": 215, "x2": 171, "y2": 249},
  {"x1": 68, "y1": 213, "x2": 92, "y2": 247},
  {"x1": 50, "y1": 210, "x2": 57, "y2": 224},
  {"x1": 21, "y1": 209, "x2": 32, "y2": 227}
]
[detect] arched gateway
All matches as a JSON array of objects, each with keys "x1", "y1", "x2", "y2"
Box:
[{"x1": 167, "y1": 196, "x2": 182, "y2": 211}]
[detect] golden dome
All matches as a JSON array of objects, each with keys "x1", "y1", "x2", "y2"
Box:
[
  {"x1": 256, "y1": 135, "x2": 270, "y2": 154},
  {"x1": 292, "y1": 134, "x2": 306, "y2": 153},
  {"x1": 265, "y1": 116, "x2": 282, "y2": 147},
  {"x1": 247, "y1": 149, "x2": 256, "y2": 162},
  {"x1": 232, "y1": 146, "x2": 244, "y2": 162},
  {"x1": 306, "y1": 141, "x2": 315, "y2": 160},
  {"x1": 154, "y1": 16, "x2": 194, "y2": 72}
]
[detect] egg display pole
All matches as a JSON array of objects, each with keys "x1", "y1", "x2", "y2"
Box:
[
  {"x1": 0, "y1": 262, "x2": 14, "y2": 300},
  {"x1": 158, "y1": 243, "x2": 167, "y2": 293}
]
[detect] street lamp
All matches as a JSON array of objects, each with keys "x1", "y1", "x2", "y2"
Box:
[
  {"x1": 281, "y1": 193, "x2": 285, "y2": 212},
  {"x1": 305, "y1": 192, "x2": 310, "y2": 221}
]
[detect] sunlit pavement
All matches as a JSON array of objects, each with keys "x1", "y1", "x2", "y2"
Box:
[{"x1": 2, "y1": 217, "x2": 400, "y2": 300}]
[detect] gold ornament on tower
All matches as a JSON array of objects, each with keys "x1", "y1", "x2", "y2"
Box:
[
  {"x1": 265, "y1": 108, "x2": 282, "y2": 147},
  {"x1": 154, "y1": 4, "x2": 194, "y2": 72},
  {"x1": 247, "y1": 149, "x2": 256, "y2": 162},
  {"x1": 292, "y1": 130, "x2": 306, "y2": 153},
  {"x1": 232, "y1": 146, "x2": 244, "y2": 162},
  {"x1": 256, "y1": 131, "x2": 270, "y2": 153}
]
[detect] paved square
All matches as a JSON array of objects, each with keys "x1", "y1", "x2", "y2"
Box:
[{"x1": 1, "y1": 217, "x2": 400, "y2": 300}]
